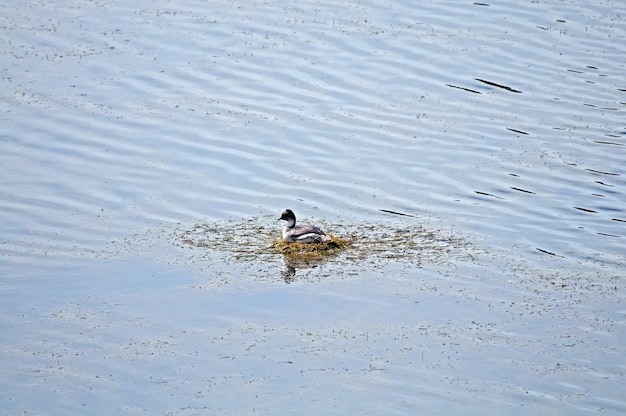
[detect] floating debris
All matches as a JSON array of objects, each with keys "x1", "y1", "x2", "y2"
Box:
[{"x1": 173, "y1": 216, "x2": 470, "y2": 272}]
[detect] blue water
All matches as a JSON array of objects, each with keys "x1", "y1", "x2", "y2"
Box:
[{"x1": 1, "y1": 0, "x2": 624, "y2": 414}]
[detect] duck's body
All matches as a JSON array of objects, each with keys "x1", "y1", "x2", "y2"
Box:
[{"x1": 278, "y1": 209, "x2": 330, "y2": 243}]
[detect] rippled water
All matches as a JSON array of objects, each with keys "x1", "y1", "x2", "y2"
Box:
[{"x1": 1, "y1": 0, "x2": 625, "y2": 414}]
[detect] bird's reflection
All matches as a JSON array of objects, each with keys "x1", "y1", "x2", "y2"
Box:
[
  {"x1": 280, "y1": 264, "x2": 297, "y2": 283},
  {"x1": 279, "y1": 254, "x2": 329, "y2": 283}
]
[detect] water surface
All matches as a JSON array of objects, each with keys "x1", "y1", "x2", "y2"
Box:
[{"x1": 1, "y1": 0, "x2": 625, "y2": 414}]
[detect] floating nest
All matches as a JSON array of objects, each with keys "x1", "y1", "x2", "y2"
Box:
[{"x1": 269, "y1": 234, "x2": 354, "y2": 260}]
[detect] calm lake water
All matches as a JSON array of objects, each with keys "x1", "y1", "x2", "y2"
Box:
[{"x1": 1, "y1": 0, "x2": 625, "y2": 414}]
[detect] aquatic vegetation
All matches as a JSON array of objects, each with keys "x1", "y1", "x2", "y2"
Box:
[{"x1": 174, "y1": 215, "x2": 470, "y2": 272}]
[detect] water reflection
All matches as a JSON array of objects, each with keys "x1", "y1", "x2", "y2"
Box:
[
  {"x1": 279, "y1": 253, "x2": 331, "y2": 283},
  {"x1": 281, "y1": 264, "x2": 297, "y2": 282}
]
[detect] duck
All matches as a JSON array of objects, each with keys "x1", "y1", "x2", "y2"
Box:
[{"x1": 277, "y1": 209, "x2": 331, "y2": 243}]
